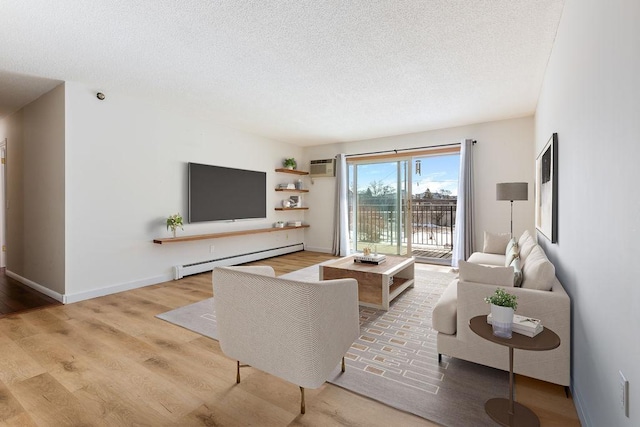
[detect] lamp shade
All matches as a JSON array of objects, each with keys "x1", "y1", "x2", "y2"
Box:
[{"x1": 496, "y1": 182, "x2": 528, "y2": 201}]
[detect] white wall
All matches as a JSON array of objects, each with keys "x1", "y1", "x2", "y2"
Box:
[
  {"x1": 0, "y1": 110, "x2": 25, "y2": 276},
  {"x1": 64, "y1": 82, "x2": 305, "y2": 300},
  {"x1": 535, "y1": 0, "x2": 640, "y2": 425},
  {"x1": 24, "y1": 84, "x2": 66, "y2": 294},
  {"x1": 0, "y1": 84, "x2": 66, "y2": 295},
  {"x1": 303, "y1": 116, "x2": 535, "y2": 254}
]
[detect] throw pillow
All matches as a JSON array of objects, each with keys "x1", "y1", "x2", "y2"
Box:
[
  {"x1": 518, "y1": 229, "x2": 532, "y2": 247},
  {"x1": 510, "y1": 256, "x2": 523, "y2": 287},
  {"x1": 504, "y1": 238, "x2": 519, "y2": 267},
  {"x1": 483, "y1": 231, "x2": 511, "y2": 255},
  {"x1": 521, "y1": 245, "x2": 555, "y2": 291},
  {"x1": 459, "y1": 260, "x2": 515, "y2": 287},
  {"x1": 518, "y1": 232, "x2": 536, "y2": 265}
]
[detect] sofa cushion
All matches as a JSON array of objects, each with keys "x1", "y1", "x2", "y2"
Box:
[
  {"x1": 521, "y1": 245, "x2": 556, "y2": 291},
  {"x1": 505, "y1": 238, "x2": 519, "y2": 267},
  {"x1": 483, "y1": 231, "x2": 511, "y2": 254},
  {"x1": 432, "y1": 280, "x2": 458, "y2": 335},
  {"x1": 459, "y1": 260, "x2": 514, "y2": 287},
  {"x1": 468, "y1": 252, "x2": 505, "y2": 266}
]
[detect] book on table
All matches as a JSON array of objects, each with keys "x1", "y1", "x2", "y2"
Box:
[
  {"x1": 487, "y1": 313, "x2": 543, "y2": 337},
  {"x1": 353, "y1": 253, "x2": 387, "y2": 265}
]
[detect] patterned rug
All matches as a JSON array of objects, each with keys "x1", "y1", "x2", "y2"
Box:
[{"x1": 157, "y1": 264, "x2": 508, "y2": 426}]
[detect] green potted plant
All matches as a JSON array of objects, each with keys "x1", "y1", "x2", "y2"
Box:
[
  {"x1": 283, "y1": 158, "x2": 297, "y2": 170},
  {"x1": 166, "y1": 213, "x2": 184, "y2": 238},
  {"x1": 485, "y1": 288, "x2": 518, "y2": 338}
]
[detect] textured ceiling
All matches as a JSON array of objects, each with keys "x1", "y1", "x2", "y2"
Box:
[{"x1": 0, "y1": 1, "x2": 564, "y2": 146}]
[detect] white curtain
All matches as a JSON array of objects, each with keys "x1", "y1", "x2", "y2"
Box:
[
  {"x1": 332, "y1": 154, "x2": 349, "y2": 256},
  {"x1": 452, "y1": 139, "x2": 475, "y2": 268}
]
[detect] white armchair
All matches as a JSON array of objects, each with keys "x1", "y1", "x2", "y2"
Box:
[{"x1": 212, "y1": 266, "x2": 360, "y2": 413}]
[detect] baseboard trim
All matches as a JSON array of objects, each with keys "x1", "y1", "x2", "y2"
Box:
[
  {"x1": 303, "y1": 246, "x2": 333, "y2": 254},
  {"x1": 62, "y1": 273, "x2": 174, "y2": 304},
  {"x1": 5, "y1": 270, "x2": 64, "y2": 303}
]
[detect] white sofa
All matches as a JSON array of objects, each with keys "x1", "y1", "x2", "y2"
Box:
[
  {"x1": 432, "y1": 231, "x2": 571, "y2": 386},
  {"x1": 212, "y1": 265, "x2": 360, "y2": 413}
]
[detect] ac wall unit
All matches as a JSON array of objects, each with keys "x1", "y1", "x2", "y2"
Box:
[{"x1": 310, "y1": 158, "x2": 336, "y2": 177}]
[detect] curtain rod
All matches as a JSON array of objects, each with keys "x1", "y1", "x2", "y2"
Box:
[{"x1": 344, "y1": 141, "x2": 476, "y2": 158}]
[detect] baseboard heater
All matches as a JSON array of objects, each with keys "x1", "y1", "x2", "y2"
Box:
[{"x1": 173, "y1": 243, "x2": 304, "y2": 279}]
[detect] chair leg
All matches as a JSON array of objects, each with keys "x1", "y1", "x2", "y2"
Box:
[
  {"x1": 565, "y1": 386, "x2": 570, "y2": 398},
  {"x1": 438, "y1": 353, "x2": 442, "y2": 363},
  {"x1": 341, "y1": 356, "x2": 346, "y2": 373},
  {"x1": 300, "y1": 386, "x2": 305, "y2": 414}
]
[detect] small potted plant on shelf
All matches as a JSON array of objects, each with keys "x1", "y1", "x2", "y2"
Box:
[
  {"x1": 283, "y1": 158, "x2": 297, "y2": 170},
  {"x1": 166, "y1": 213, "x2": 184, "y2": 238},
  {"x1": 484, "y1": 288, "x2": 518, "y2": 338}
]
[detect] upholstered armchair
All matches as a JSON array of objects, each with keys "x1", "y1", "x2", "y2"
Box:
[{"x1": 212, "y1": 266, "x2": 360, "y2": 414}]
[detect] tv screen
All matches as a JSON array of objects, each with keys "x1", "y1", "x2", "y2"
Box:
[{"x1": 188, "y1": 163, "x2": 267, "y2": 223}]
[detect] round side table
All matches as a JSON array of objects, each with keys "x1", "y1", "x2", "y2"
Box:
[{"x1": 469, "y1": 315, "x2": 560, "y2": 427}]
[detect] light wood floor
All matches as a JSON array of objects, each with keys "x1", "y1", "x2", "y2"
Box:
[
  {"x1": 0, "y1": 251, "x2": 580, "y2": 426},
  {"x1": 0, "y1": 268, "x2": 60, "y2": 317}
]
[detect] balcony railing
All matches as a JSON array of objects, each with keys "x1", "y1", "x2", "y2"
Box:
[{"x1": 351, "y1": 201, "x2": 456, "y2": 259}]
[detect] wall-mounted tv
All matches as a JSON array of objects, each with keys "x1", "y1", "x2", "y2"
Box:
[{"x1": 188, "y1": 162, "x2": 267, "y2": 223}]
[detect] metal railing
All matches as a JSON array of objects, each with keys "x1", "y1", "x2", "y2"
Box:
[{"x1": 352, "y1": 201, "x2": 456, "y2": 250}]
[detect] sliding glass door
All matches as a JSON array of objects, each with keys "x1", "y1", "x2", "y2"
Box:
[
  {"x1": 349, "y1": 160, "x2": 410, "y2": 256},
  {"x1": 409, "y1": 154, "x2": 459, "y2": 264},
  {"x1": 348, "y1": 151, "x2": 460, "y2": 264}
]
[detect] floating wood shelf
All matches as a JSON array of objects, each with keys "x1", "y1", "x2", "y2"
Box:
[
  {"x1": 275, "y1": 168, "x2": 309, "y2": 175},
  {"x1": 275, "y1": 188, "x2": 309, "y2": 193},
  {"x1": 275, "y1": 207, "x2": 309, "y2": 211},
  {"x1": 153, "y1": 225, "x2": 309, "y2": 244}
]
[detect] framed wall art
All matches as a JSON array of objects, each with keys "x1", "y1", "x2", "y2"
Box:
[{"x1": 535, "y1": 133, "x2": 558, "y2": 243}]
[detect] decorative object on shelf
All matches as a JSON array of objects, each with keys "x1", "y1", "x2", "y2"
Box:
[
  {"x1": 278, "y1": 183, "x2": 296, "y2": 189},
  {"x1": 484, "y1": 288, "x2": 518, "y2": 338},
  {"x1": 166, "y1": 213, "x2": 184, "y2": 238},
  {"x1": 274, "y1": 221, "x2": 285, "y2": 228},
  {"x1": 283, "y1": 158, "x2": 297, "y2": 170},
  {"x1": 282, "y1": 199, "x2": 292, "y2": 208},
  {"x1": 536, "y1": 132, "x2": 558, "y2": 243},
  {"x1": 496, "y1": 182, "x2": 528, "y2": 237},
  {"x1": 287, "y1": 220, "x2": 303, "y2": 227},
  {"x1": 289, "y1": 195, "x2": 301, "y2": 207},
  {"x1": 295, "y1": 179, "x2": 303, "y2": 190}
]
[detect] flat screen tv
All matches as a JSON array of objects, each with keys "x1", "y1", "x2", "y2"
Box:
[{"x1": 188, "y1": 162, "x2": 267, "y2": 223}]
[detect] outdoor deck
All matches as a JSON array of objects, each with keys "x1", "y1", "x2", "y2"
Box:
[{"x1": 412, "y1": 246, "x2": 453, "y2": 261}]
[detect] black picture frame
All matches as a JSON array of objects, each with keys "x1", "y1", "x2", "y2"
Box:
[{"x1": 535, "y1": 133, "x2": 558, "y2": 243}]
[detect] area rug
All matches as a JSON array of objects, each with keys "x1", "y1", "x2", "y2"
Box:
[{"x1": 157, "y1": 264, "x2": 508, "y2": 426}]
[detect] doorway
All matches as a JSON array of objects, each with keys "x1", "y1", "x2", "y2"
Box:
[{"x1": 348, "y1": 151, "x2": 460, "y2": 264}]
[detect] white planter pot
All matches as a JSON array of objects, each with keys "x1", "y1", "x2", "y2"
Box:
[{"x1": 491, "y1": 304, "x2": 514, "y2": 338}]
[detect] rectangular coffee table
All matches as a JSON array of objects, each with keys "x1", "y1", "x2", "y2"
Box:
[{"x1": 320, "y1": 255, "x2": 415, "y2": 310}]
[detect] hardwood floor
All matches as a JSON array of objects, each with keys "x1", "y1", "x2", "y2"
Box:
[
  {"x1": 0, "y1": 252, "x2": 580, "y2": 426},
  {"x1": 0, "y1": 268, "x2": 60, "y2": 317}
]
